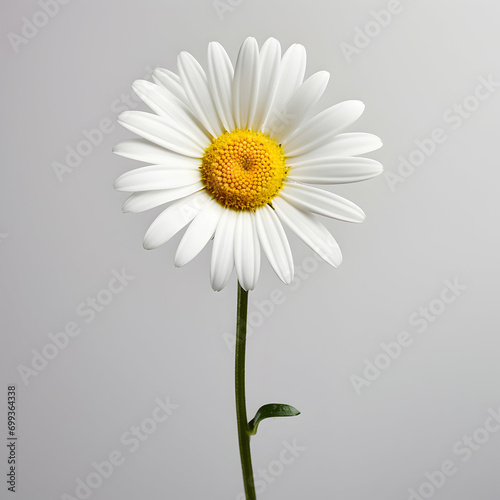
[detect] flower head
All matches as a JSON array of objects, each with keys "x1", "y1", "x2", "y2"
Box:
[{"x1": 113, "y1": 37, "x2": 382, "y2": 291}]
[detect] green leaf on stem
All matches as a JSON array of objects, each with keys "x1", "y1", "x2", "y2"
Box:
[{"x1": 248, "y1": 403, "x2": 300, "y2": 435}]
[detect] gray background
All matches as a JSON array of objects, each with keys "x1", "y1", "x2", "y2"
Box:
[{"x1": 1, "y1": 1, "x2": 500, "y2": 499}]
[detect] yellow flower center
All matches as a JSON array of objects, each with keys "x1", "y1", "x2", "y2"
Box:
[{"x1": 200, "y1": 129, "x2": 288, "y2": 211}]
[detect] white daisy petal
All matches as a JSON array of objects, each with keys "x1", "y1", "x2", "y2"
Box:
[
  {"x1": 283, "y1": 100, "x2": 365, "y2": 157},
  {"x1": 295, "y1": 133, "x2": 383, "y2": 161},
  {"x1": 174, "y1": 199, "x2": 224, "y2": 267},
  {"x1": 143, "y1": 190, "x2": 211, "y2": 250},
  {"x1": 132, "y1": 79, "x2": 181, "y2": 117},
  {"x1": 152, "y1": 68, "x2": 190, "y2": 106},
  {"x1": 263, "y1": 43, "x2": 307, "y2": 132},
  {"x1": 210, "y1": 209, "x2": 238, "y2": 292},
  {"x1": 280, "y1": 181, "x2": 365, "y2": 223},
  {"x1": 207, "y1": 42, "x2": 235, "y2": 132},
  {"x1": 122, "y1": 183, "x2": 205, "y2": 213},
  {"x1": 114, "y1": 164, "x2": 201, "y2": 192},
  {"x1": 234, "y1": 211, "x2": 261, "y2": 291},
  {"x1": 288, "y1": 157, "x2": 383, "y2": 184},
  {"x1": 232, "y1": 37, "x2": 260, "y2": 130},
  {"x1": 251, "y1": 37, "x2": 281, "y2": 131},
  {"x1": 270, "y1": 70, "x2": 330, "y2": 142},
  {"x1": 132, "y1": 80, "x2": 211, "y2": 148},
  {"x1": 273, "y1": 197, "x2": 342, "y2": 267},
  {"x1": 118, "y1": 111, "x2": 205, "y2": 158},
  {"x1": 177, "y1": 51, "x2": 223, "y2": 138},
  {"x1": 255, "y1": 205, "x2": 294, "y2": 284},
  {"x1": 113, "y1": 139, "x2": 196, "y2": 164}
]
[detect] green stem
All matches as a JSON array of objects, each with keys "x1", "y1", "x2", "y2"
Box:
[{"x1": 235, "y1": 282, "x2": 256, "y2": 500}]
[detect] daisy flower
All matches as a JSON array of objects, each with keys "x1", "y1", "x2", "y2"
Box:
[{"x1": 113, "y1": 37, "x2": 383, "y2": 291}]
